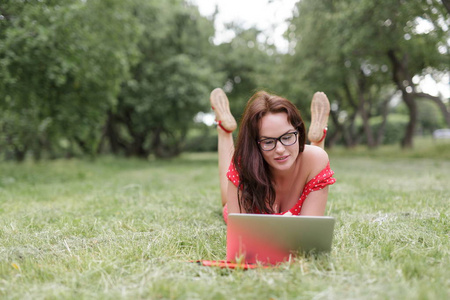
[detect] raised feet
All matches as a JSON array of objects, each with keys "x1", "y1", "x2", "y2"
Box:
[
  {"x1": 308, "y1": 92, "x2": 330, "y2": 146},
  {"x1": 210, "y1": 88, "x2": 237, "y2": 133}
]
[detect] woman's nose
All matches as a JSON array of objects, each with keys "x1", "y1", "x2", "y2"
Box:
[{"x1": 274, "y1": 141, "x2": 285, "y2": 153}]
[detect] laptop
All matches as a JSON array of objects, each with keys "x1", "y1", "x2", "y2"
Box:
[{"x1": 226, "y1": 213, "x2": 335, "y2": 265}]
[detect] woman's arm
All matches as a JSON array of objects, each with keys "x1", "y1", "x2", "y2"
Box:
[
  {"x1": 299, "y1": 145, "x2": 332, "y2": 216},
  {"x1": 227, "y1": 182, "x2": 241, "y2": 213},
  {"x1": 300, "y1": 186, "x2": 329, "y2": 216}
]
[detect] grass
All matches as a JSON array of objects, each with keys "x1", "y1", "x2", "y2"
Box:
[{"x1": 0, "y1": 140, "x2": 449, "y2": 299}]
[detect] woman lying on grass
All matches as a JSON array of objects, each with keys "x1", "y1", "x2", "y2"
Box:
[{"x1": 209, "y1": 89, "x2": 335, "y2": 224}]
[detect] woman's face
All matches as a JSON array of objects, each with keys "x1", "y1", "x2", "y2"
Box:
[{"x1": 258, "y1": 112, "x2": 299, "y2": 173}]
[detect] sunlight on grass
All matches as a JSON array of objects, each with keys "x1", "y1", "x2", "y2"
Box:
[{"x1": 0, "y1": 146, "x2": 449, "y2": 299}]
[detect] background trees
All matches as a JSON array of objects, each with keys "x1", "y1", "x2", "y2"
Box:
[
  {"x1": 0, "y1": 0, "x2": 141, "y2": 160},
  {"x1": 104, "y1": 0, "x2": 221, "y2": 158},
  {"x1": 284, "y1": 0, "x2": 449, "y2": 148},
  {"x1": 0, "y1": 0, "x2": 448, "y2": 161},
  {"x1": 211, "y1": 26, "x2": 282, "y2": 121}
]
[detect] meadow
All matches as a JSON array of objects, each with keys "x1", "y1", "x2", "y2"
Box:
[{"x1": 1, "y1": 139, "x2": 449, "y2": 299}]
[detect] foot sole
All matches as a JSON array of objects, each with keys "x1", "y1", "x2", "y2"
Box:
[
  {"x1": 308, "y1": 92, "x2": 330, "y2": 143},
  {"x1": 210, "y1": 88, "x2": 237, "y2": 132}
]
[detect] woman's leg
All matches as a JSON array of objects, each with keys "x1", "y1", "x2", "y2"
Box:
[
  {"x1": 308, "y1": 92, "x2": 330, "y2": 149},
  {"x1": 210, "y1": 88, "x2": 237, "y2": 206},
  {"x1": 217, "y1": 128, "x2": 234, "y2": 206}
]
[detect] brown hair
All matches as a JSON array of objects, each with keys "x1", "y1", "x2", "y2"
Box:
[{"x1": 233, "y1": 91, "x2": 306, "y2": 214}]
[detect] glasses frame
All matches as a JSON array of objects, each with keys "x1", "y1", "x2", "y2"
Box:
[{"x1": 258, "y1": 131, "x2": 299, "y2": 151}]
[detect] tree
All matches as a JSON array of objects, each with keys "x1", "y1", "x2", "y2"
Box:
[
  {"x1": 441, "y1": 0, "x2": 450, "y2": 14},
  {"x1": 0, "y1": 0, "x2": 141, "y2": 160},
  {"x1": 103, "y1": 0, "x2": 221, "y2": 158},
  {"x1": 350, "y1": 0, "x2": 449, "y2": 148},
  {"x1": 283, "y1": 0, "x2": 393, "y2": 148},
  {"x1": 210, "y1": 26, "x2": 283, "y2": 121},
  {"x1": 285, "y1": 0, "x2": 449, "y2": 148}
]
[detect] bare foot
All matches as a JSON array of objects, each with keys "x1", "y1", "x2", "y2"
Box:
[
  {"x1": 308, "y1": 92, "x2": 330, "y2": 146},
  {"x1": 210, "y1": 88, "x2": 237, "y2": 133}
]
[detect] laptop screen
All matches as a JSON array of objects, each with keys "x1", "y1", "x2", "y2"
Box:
[{"x1": 226, "y1": 214, "x2": 335, "y2": 264}]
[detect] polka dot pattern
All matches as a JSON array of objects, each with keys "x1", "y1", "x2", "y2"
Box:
[
  {"x1": 227, "y1": 163, "x2": 240, "y2": 187},
  {"x1": 223, "y1": 162, "x2": 336, "y2": 223}
]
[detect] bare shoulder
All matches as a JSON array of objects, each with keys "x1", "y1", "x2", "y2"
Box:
[
  {"x1": 303, "y1": 145, "x2": 329, "y2": 162},
  {"x1": 301, "y1": 145, "x2": 330, "y2": 180}
]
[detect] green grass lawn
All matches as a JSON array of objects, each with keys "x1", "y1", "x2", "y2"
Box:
[{"x1": 1, "y1": 141, "x2": 449, "y2": 299}]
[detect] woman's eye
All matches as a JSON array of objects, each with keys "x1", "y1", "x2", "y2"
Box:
[
  {"x1": 282, "y1": 134, "x2": 293, "y2": 141},
  {"x1": 263, "y1": 140, "x2": 274, "y2": 146}
]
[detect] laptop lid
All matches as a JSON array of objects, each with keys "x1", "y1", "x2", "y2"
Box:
[{"x1": 226, "y1": 214, "x2": 335, "y2": 264}]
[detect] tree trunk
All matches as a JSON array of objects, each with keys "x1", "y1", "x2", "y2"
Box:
[
  {"x1": 121, "y1": 108, "x2": 149, "y2": 157},
  {"x1": 13, "y1": 147, "x2": 27, "y2": 162},
  {"x1": 441, "y1": 0, "x2": 450, "y2": 15},
  {"x1": 347, "y1": 111, "x2": 360, "y2": 147},
  {"x1": 327, "y1": 110, "x2": 341, "y2": 148},
  {"x1": 375, "y1": 97, "x2": 391, "y2": 146},
  {"x1": 104, "y1": 110, "x2": 128, "y2": 155},
  {"x1": 342, "y1": 82, "x2": 360, "y2": 147},
  {"x1": 152, "y1": 127, "x2": 175, "y2": 158},
  {"x1": 357, "y1": 72, "x2": 376, "y2": 148},
  {"x1": 400, "y1": 93, "x2": 417, "y2": 148},
  {"x1": 387, "y1": 49, "x2": 416, "y2": 148},
  {"x1": 129, "y1": 134, "x2": 148, "y2": 158}
]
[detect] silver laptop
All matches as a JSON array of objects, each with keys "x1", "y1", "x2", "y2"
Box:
[{"x1": 226, "y1": 213, "x2": 335, "y2": 264}]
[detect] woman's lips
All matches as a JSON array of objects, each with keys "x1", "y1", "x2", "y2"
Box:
[{"x1": 275, "y1": 155, "x2": 289, "y2": 162}]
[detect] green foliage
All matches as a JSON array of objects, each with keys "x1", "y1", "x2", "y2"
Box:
[
  {"x1": 210, "y1": 27, "x2": 282, "y2": 120},
  {"x1": 0, "y1": 0, "x2": 224, "y2": 160},
  {"x1": 416, "y1": 101, "x2": 445, "y2": 134},
  {"x1": 0, "y1": 0, "x2": 448, "y2": 160},
  {"x1": 389, "y1": 101, "x2": 445, "y2": 137},
  {"x1": 105, "y1": 1, "x2": 282, "y2": 157},
  {"x1": 0, "y1": 0, "x2": 141, "y2": 159},
  {"x1": 329, "y1": 136, "x2": 450, "y2": 160},
  {"x1": 183, "y1": 125, "x2": 218, "y2": 152},
  {"x1": 371, "y1": 114, "x2": 409, "y2": 145},
  {"x1": 99, "y1": 0, "x2": 222, "y2": 158},
  {"x1": 285, "y1": 0, "x2": 449, "y2": 148}
]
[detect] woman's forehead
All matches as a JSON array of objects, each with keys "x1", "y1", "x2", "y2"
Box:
[{"x1": 259, "y1": 112, "x2": 294, "y2": 137}]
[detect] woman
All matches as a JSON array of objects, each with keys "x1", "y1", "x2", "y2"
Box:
[{"x1": 210, "y1": 88, "x2": 335, "y2": 223}]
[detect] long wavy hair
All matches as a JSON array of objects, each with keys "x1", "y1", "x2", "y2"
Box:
[{"x1": 233, "y1": 91, "x2": 306, "y2": 214}]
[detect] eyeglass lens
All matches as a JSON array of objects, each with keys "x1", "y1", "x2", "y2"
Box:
[{"x1": 259, "y1": 132, "x2": 297, "y2": 151}]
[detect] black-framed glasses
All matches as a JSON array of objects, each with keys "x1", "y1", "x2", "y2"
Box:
[{"x1": 258, "y1": 131, "x2": 298, "y2": 151}]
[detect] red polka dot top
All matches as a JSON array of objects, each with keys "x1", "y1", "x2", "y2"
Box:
[{"x1": 226, "y1": 161, "x2": 336, "y2": 215}]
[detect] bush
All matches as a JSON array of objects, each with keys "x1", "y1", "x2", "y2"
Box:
[
  {"x1": 183, "y1": 125, "x2": 218, "y2": 152},
  {"x1": 372, "y1": 114, "x2": 409, "y2": 145}
]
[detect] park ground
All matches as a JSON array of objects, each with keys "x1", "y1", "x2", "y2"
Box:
[{"x1": 1, "y1": 138, "x2": 449, "y2": 299}]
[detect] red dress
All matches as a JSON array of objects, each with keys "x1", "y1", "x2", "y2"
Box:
[{"x1": 222, "y1": 162, "x2": 336, "y2": 224}]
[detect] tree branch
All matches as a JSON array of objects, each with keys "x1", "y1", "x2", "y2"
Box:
[{"x1": 415, "y1": 92, "x2": 450, "y2": 127}]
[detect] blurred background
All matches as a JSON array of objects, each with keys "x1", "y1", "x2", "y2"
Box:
[{"x1": 0, "y1": 0, "x2": 449, "y2": 161}]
